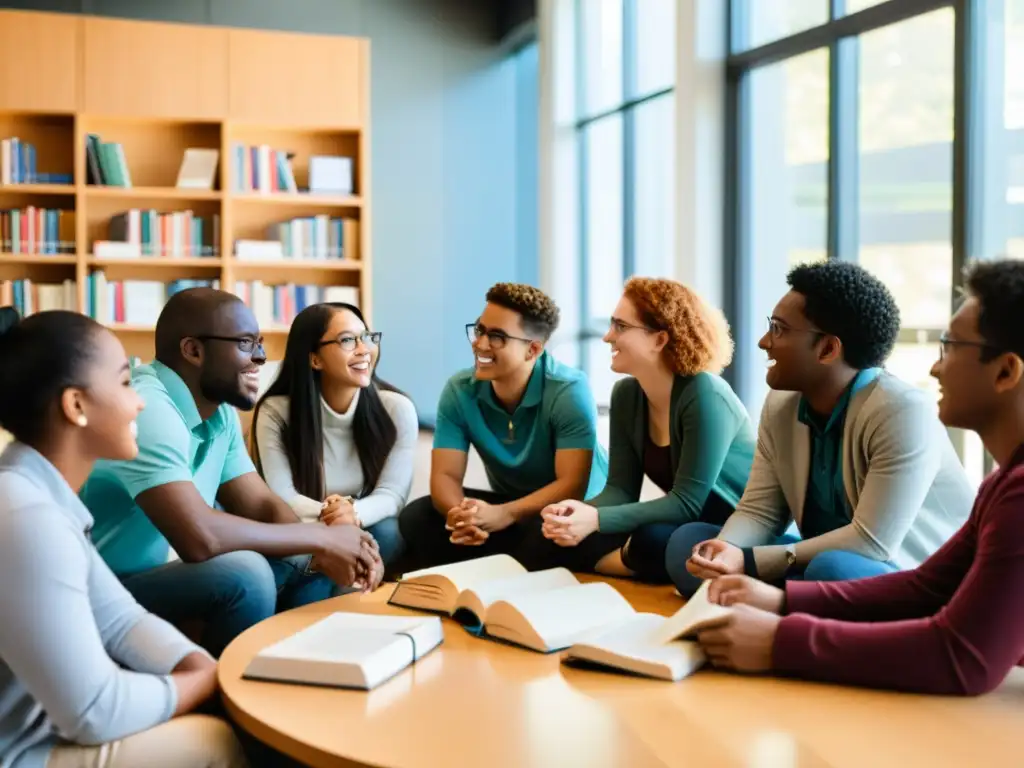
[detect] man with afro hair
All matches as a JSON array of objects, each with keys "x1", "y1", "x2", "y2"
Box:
[
  {"x1": 667, "y1": 261, "x2": 974, "y2": 596},
  {"x1": 398, "y1": 283, "x2": 607, "y2": 570},
  {"x1": 688, "y1": 258, "x2": 1024, "y2": 696}
]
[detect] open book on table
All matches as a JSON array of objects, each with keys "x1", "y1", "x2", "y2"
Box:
[
  {"x1": 562, "y1": 581, "x2": 732, "y2": 681},
  {"x1": 389, "y1": 554, "x2": 657, "y2": 654},
  {"x1": 243, "y1": 612, "x2": 443, "y2": 691}
]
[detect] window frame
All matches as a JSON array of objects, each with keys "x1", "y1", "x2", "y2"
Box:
[
  {"x1": 725, "y1": 0, "x2": 996, "y2": 475},
  {"x1": 573, "y1": 0, "x2": 674, "y2": 406}
]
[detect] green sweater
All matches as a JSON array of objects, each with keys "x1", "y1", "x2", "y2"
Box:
[{"x1": 592, "y1": 372, "x2": 756, "y2": 533}]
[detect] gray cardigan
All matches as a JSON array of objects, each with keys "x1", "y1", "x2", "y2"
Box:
[
  {"x1": 718, "y1": 372, "x2": 976, "y2": 581},
  {"x1": 0, "y1": 443, "x2": 202, "y2": 768}
]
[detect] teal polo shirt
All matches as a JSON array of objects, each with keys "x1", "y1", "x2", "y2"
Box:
[
  {"x1": 434, "y1": 351, "x2": 608, "y2": 500},
  {"x1": 80, "y1": 360, "x2": 255, "y2": 576},
  {"x1": 797, "y1": 367, "x2": 881, "y2": 538}
]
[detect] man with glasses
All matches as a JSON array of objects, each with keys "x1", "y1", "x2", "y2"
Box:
[
  {"x1": 398, "y1": 282, "x2": 607, "y2": 570},
  {"x1": 81, "y1": 288, "x2": 381, "y2": 656},
  {"x1": 688, "y1": 259, "x2": 1024, "y2": 696},
  {"x1": 665, "y1": 261, "x2": 974, "y2": 597}
]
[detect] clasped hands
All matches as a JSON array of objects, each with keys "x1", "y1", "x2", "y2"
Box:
[
  {"x1": 446, "y1": 498, "x2": 516, "y2": 545},
  {"x1": 313, "y1": 494, "x2": 383, "y2": 593},
  {"x1": 539, "y1": 500, "x2": 599, "y2": 546}
]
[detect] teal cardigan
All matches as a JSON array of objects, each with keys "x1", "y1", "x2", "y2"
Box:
[{"x1": 591, "y1": 372, "x2": 756, "y2": 533}]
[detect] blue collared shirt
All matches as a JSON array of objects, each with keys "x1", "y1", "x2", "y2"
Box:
[
  {"x1": 433, "y1": 351, "x2": 608, "y2": 499},
  {"x1": 797, "y1": 367, "x2": 882, "y2": 538},
  {"x1": 80, "y1": 360, "x2": 255, "y2": 576}
]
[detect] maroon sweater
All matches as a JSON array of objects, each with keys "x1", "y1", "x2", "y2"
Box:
[{"x1": 773, "y1": 444, "x2": 1024, "y2": 696}]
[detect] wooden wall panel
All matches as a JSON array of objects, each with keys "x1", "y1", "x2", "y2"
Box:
[
  {"x1": 228, "y1": 29, "x2": 363, "y2": 127},
  {"x1": 0, "y1": 11, "x2": 79, "y2": 113},
  {"x1": 82, "y1": 18, "x2": 228, "y2": 119}
]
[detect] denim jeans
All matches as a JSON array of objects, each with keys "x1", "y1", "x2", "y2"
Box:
[
  {"x1": 120, "y1": 551, "x2": 338, "y2": 657},
  {"x1": 365, "y1": 516, "x2": 404, "y2": 567},
  {"x1": 664, "y1": 521, "x2": 898, "y2": 598}
]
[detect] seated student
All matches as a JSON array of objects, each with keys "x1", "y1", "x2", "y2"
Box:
[
  {"x1": 0, "y1": 308, "x2": 246, "y2": 767},
  {"x1": 694, "y1": 259, "x2": 1024, "y2": 696},
  {"x1": 252, "y1": 302, "x2": 418, "y2": 568},
  {"x1": 398, "y1": 282, "x2": 607, "y2": 570},
  {"x1": 668, "y1": 261, "x2": 975, "y2": 597},
  {"x1": 538, "y1": 278, "x2": 755, "y2": 582},
  {"x1": 80, "y1": 288, "x2": 382, "y2": 658}
]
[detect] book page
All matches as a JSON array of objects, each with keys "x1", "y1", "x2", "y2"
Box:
[
  {"x1": 453, "y1": 567, "x2": 579, "y2": 628},
  {"x1": 401, "y1": 553, "x2": 527, "y2": 593},
  {"x1": 649, "y1": 580, "x2": 732, "y2": 645},
  {"x1": 487, "y1": 581, "x2": 637, "y2": 652}
]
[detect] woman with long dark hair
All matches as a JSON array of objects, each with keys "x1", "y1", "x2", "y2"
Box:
[
  {"x1": 0, "y1": 307, "x2": 246, "y2": 767},
  {"x1": 252, "y1": 303, "x2": 417, "y2": 567}
]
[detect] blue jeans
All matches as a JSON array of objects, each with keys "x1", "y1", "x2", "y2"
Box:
[
  {"x1": 121, "y1": 551, "x2": 338, "y2": 657},
  {"x1": 365, "y1": 516, "x2": 404, "y2": 567},
  {"x1": 665, "y1": 521, "x2": 898, "y2": 598}
]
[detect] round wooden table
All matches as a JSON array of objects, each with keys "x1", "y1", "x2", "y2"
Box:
[{"x1": 218, "y1": 576, "x2": 1024, "y2": 768}]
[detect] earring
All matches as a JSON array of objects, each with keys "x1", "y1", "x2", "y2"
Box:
[{"x1": 76, "y1": 415, "x2": 88, "y2": 428}]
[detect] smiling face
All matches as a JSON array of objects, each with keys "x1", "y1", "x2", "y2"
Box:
[
  {"x1": 197, "y1": 301, "x2": 266, "y2": 410},
  {"x1": 311, "y1": 307, "x2": 379, "y2": 389},
  {"x1": 930, "y1": 296, "x2": 1005, "y2": 431},
  {"x1": 469, "y1": 302, "x2": 541, "y2": 382},
  {"x1": 602, "y1": 295, "x2": 666, "y2": 376},
  {"x1": 76, "y1": 329, "x2": 146, "y2": 460},
  {"x1": 758, "y1": 290, "x2": 834, "y2": 393}
]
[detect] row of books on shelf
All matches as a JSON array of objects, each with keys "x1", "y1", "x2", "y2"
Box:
[
  {"x1": 237, "y1": 215, "x2": 357, "y2": 261},
  {"x1": 85, "y1": 134, "x2": 132, "y2": 188},
  {"x1": 0, "y1": 138, "x2": 72, "y2": 186},
  {"x1": 87, "y1": 274, "x2": 218, "y2": 325},
  {"x1": 97, "y1": 209, "x2": 221, "y2": 259},
  {"x1": 233, "y1": 282, "x2": 359, "y2": 329},
  {"x1": 0, "y1": 279, "x2": 76, "y2": 315},
  {"x1": 1, "y1": 208, "x2": 75, "y2": 255},
  {"x1": 231, "y1": 144, "x2": 353, "y2": 196}
]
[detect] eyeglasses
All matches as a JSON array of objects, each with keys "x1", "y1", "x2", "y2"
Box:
[
  {"x1": 318, "y1": 331, "x2": 382, "y2": 351},
  {"x1": 608, "y1": 318, "x2": 654, "y2": 335},
  {"x1": 937, "y1": 332, "x2": 1001, "y2": 361},
  {"x1": 194, "y1": 335, "x2": 265, "y2": 355},
  {"x1": 466, "y1": 322, "x2": 533, "y2": 350},
  {"x1": 766, "y1": 316, "x2": 825, "y2": 340}
]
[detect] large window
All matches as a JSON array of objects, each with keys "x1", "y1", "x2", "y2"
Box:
[
  {"x1": 574, "y1": 0, "x2": 676, "y2": 407},
  {"x1": 729, "y1": 0, "x2": 1013, "y2": 486}
]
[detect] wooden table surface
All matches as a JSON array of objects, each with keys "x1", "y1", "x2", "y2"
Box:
[{"x1": 218, "y1": 576, "x2": 1024, "y2": 768}]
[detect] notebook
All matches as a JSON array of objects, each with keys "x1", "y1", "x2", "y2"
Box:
[
  {"x1": 243, "y1": 612, "x2": 443, "y2": 691},
  {"x1": 562, "y1": 581, "x2": 732, "y2": 681}
]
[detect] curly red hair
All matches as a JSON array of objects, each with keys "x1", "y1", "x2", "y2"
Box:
[{"x1": 623, "y1": 277, "x2": 734, "y2": 376}]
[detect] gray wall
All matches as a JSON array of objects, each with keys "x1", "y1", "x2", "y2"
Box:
[{"x1": 1, "y1": 0, "x2": 538, "y2": 425}]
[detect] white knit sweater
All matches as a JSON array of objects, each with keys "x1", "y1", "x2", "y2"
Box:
[{"x1": 254, "y1": 389, "x2": 418, "y2": 527}]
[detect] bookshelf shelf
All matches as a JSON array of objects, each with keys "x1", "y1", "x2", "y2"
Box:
[
  {"x1": 85, "y1": 186, "x2": 223, "y2": 202},
  {"x1": 229, "y1": 193, "x2": 361, "y2": 208},
  {"x1": 0, "y1": 183, "x2": 76, "y2": 195},
  {"x1": 231, "y1": 259, "x2": 360, "y2": 272},
  {"x1": 0, "y1": 9, "x2": 371, "y2": 357}
]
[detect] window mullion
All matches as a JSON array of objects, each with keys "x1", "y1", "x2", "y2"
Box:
[{"x1": 827, "y1": 35, "x2": 860, "y2": 261}]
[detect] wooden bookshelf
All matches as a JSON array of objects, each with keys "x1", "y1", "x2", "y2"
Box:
[{"x1": 0, "y1": 9, "x2": 371, "y2": 361}]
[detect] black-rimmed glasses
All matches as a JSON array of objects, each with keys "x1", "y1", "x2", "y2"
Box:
[
  {"x1": 766, "y1": 316, "x2": 825, "y2": 340},
  {"x1": 938, "y1": 332, "x2": 1002, "y2": 361},
  {"x1": 318, "y1": 331, "x2": 382, "y2": 351},
  {"x1": 466, "y1": 322, "x2": 533, "y2": 350},
  {"x1": 194, "y1": 335, "x2": 265, "y2": 355}
]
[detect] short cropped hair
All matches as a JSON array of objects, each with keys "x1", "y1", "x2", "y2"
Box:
[
  {"x1": 787, "y1": 261, "x2": 900, "y2": 369},
  {"x1": 963, "y1": 259, "x2": 1024, "y2": 361},
  {"x1": 485, "y1": 283, "x2": 560, "y2": 341},
  {"x1": 624, "y1": 277, "x2": 734, "y2": 376}
]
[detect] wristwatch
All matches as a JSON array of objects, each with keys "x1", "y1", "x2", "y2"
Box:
[{"x1": 784, "y1": 544, "x2": 798, "y2": 570}]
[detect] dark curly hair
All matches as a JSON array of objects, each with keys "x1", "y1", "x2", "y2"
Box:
[
  {"x1": 623, "y1": 277, "x2": 733, "y2": 375},
  {"x1": 787, "y1": 261, "x2": 900, "y2": 369},
  {"x1": 486, "y1": 283, "x2": 560, "y2": 341},
  {"x1": 964, "y1": 258, "x2": 1024, "y2": 361}
]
